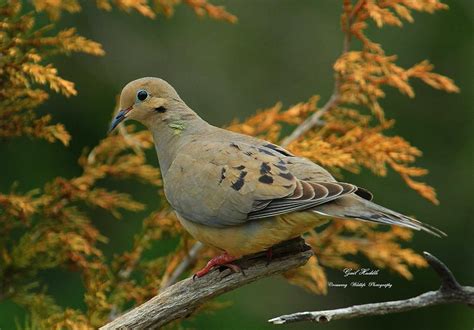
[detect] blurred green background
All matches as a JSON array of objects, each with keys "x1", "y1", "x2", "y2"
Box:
[{"x1": 1, "y1": 0, "x2": 473, "y2": 329}]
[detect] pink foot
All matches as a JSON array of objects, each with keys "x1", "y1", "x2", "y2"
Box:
[{"x1": 193, "y1": 253, "x2": 240, "y2": 279}]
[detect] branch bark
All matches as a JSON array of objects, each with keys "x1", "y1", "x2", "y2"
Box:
[
  {"x1": 268, "y1": 252, "x2": 474, "y2": 325},
  {"x1": 100, "y1": 237, "x2": 313, "y2": 329}
]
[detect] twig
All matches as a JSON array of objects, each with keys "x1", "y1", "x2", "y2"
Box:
[
  {"x1": 100, "y1": 237, "x2": 313, "y2": 329},
  {"x1": 159, "y1": 241, "x2": 204, "y2": 292},
  {"x1": 280, "y1": 93, "x2": 340, "y2": 147},
  {"x1": 268, "y1": 252, "x2": 474, "y2": 325}
]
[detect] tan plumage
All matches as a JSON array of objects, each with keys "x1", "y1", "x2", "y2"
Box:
[{"x1": 110, "y1": 77, "x2": 445, "y2": 258}]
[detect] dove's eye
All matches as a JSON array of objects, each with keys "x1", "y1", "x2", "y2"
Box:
[{"x1": 136, "y1": 89, "x2": 148, "y2": 102}]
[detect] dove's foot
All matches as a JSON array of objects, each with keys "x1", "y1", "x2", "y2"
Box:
[{"x1": 193, "y1": 253, "x2": 239, "y2": 279}]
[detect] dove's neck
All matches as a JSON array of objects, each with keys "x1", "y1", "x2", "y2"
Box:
[{"x1": 149, "y1": 105, "x2": 213, "y2": 176}]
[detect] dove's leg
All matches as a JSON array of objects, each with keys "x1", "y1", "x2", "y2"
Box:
[{"x1": 193, "y1": 252, "x2": 239, "y2": 278}]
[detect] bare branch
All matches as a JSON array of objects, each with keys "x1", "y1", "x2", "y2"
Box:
[
  {"x1": 101, "y1": 237, "x2": 313, "y2": 329},
  {"x1": 159, "y1": 241, "x2": 204, "y2": 291},
  {"x1": 280, "y1": 93, "x2": 340, "y2": 147},
  {"x1": 268, "y1": 252, "x2": 474, "y2": 325}
]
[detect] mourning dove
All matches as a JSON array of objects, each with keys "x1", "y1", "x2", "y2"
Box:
[{"x1": 110, "y1": 77, "x2": 445, "y2": 277}]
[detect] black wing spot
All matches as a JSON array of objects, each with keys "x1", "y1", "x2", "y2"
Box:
[
  {"x1": 278, "y1": 172, "x2": 294, "y2": 180},
  {"x1": 219, "y1": 167, "x2": 226, "y2": 184},
  {"x1": 230, "y1": 142, "x2": 240, "y2": 150},
  {"x1": 258, "y1": 175, "x2": 274, "y2": 184},
  {"x1": 260, "y1": 162, "x2": 271, "y2": 175},
  {"x1": 231, "y1": 171, "x2": 247, "y2": 191},
  {"x1": 233, "y1": 165, "x2": 246, "y2": 170},
  {"x1": 244, "y1": 151, "x2": 253, "y2": 156}
]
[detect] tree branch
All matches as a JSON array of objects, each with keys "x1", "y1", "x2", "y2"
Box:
[
  {"x1": 268, "y1": 252, "x2": 474, "y2": 325},
  {"x1": 100, "y1": 237, "x2": 313, "y2": 329},
  {"x1": 280, "y1": 91, "x2": 340, "y2": 148},
  {"x1": 159, "y1": 241, "x2": 204, "y2": 291}
]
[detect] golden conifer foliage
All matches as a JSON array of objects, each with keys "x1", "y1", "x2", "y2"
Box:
[
  {"x1": 0, "y1": 126, "x2": 165, "y2": 328},
  {"x1": 0, "y1": 1, "x2": 458, "y2": 329},
  {"x1": 33, "y1": 0, "x2": 237, "y2": 22},
  {"x1": 0, "y1": 1, "x2": 104, "y2": 144}
]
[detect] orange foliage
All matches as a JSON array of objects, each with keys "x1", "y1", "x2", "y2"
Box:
[{"x1": 33, "y1": 0, "x2": 236, "y2": 22}]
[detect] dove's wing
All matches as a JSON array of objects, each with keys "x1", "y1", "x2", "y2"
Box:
[{"x1": 164, "y1": 136, "x2": 358, "y2": 227}]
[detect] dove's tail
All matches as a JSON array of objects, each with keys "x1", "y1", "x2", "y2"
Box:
[{"x1": 313, "y1": 195, "x2": 446, "y2": 237}]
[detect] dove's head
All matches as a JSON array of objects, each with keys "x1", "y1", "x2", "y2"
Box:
[{"x1": 109, "y1": 77, "x2": 185, "y2": 132}]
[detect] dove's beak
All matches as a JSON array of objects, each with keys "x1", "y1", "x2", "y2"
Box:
[{"x1": 109, "y1": 106, "x2": 132, "y2": 133}]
